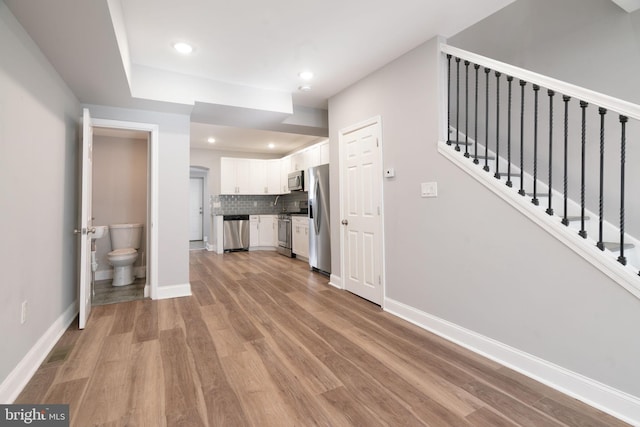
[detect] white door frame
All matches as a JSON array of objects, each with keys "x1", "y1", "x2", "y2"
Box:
[
  {"x1": 91, "y1": 117, "x2": 160, "y2": 300},
  {"x1": 189, "y1": 177, "x2": 204, "y2": 241},
  {"x1": 338, "y1": 115, "x2": 386, "y2": 307},
  {"x1": 190, "y1": 165, "x2": 210, "y2": 246}
]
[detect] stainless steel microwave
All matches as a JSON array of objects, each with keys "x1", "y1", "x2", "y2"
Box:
[{"x1": 288, "y1": 170, "x2": 304, "y2": 191}]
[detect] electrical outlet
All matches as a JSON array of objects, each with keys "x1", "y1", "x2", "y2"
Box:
[{"x1": 21, "y1": 300, "x2": 27, "y2": 324}]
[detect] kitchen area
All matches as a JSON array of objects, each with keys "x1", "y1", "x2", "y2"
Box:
[{"x1": 204, "y1": 139, "x2": 331, "y2": 275}]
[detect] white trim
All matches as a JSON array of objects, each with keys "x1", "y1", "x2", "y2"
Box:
[
  {"x1": 0, "y1": 301, "x2": 77, "y2": 404},
  {"x1": 329, "y1": 274, "x2": 343, "y2": 289},
  {"x1": 438, "y1": 141, "x2": 640, "y2": 300},
  {"x1": 95, "y1": 266, "x2": 146, "y2": 281},
  {"x1": 91, "y1": 117, "x2": 160, "y2": 301},
  {"x1": 611, "y1": 0, "x2": 640, "y2": 13},
  {"x1": 440, "y1": 43, "x2": 640, "y2": 121},
  {"x1": 384, "y1": 297, "x2": 640, "y2": 426},
  {"x1": 155, "y1": 283, "x2": 192, "y2": 300}
]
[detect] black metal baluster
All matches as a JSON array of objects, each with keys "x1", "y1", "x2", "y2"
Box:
[
  {"x1": 532, "y1": 85, "x2": 540, "y2": 206},
  {"x1": 446, "y1": 54, "x2": 452, "y2": 145},
  {"x1": 562, "y1": 96, "x2": 571, "y2": 226},
  {"x1": 494, "y1": 72, "x2": 501, "y2": 179},
  {"x1": 455, "y1": 57, "x2": 461, "y2": 151},
  {"x1": 597, "y1": 108, "x2": 607, "y2": 250},
  {"x1": 518, "y1": 81, "x2": 526, "y2": 196},
  {"x1": 619, "y1": 115, "x2": 628, "y2": 266},
  {"x1": 464, "y1": 61, "x2": 470, "y2": 158},
  {"x1": 474, "y1": 64, "x2": 480, "y2": 164},
  {"x1": 484, "y1": 67, "x2": 491, "y2": 172},
  {"x1": 579, "y1": 101, "x2": 588, "y2": 239},
  {"x1": 506, "y1": 76, "x2": 513, "y2": 187},
  {"x1": 546, "y1": 90, "x2": 555, "y2": 216}
]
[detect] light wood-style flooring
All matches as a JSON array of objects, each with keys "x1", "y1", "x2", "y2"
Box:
[{"x1": 16, "y1": 250, "x2": 629, "y2": 426}]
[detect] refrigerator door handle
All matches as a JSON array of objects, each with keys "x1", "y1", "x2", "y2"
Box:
[{"x1": 314, "y1": 179, "x2": 321, "y2": 234}]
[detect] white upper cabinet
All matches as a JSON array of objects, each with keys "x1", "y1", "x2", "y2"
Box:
[
  {"x1": 291, "y1": 150, "x2": 306, "y2": 172},
  {"x1": 266, "y1": 159, "x2": 281, "y2": 195},
  {"x1": 320, "y1": 140, "x2": 330, "y2": 165},
  {"x1": 306, "y1": 144, "x2": 321, "y2": 169},
  {"x1": 220, "y1": 141, "x2": 329, "y2": 195},
  {"x1": 221, "y1": 157, "x2": 251, "y2": 194},
  {"x1": 249, "y1": 159, "x2": 267, "y2": 194},
  {"x1": 280, "y1": 156, "x2": 291, "y2": 194}
]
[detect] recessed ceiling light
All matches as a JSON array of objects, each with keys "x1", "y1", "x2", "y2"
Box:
[
  {"x1": 298, "y1": 71, "x2": 314, "y2": 81},
  {"x1": 268, "y1": 143, "x2": 275, "y2": 149},
  {"x1": 174, "y1": 42, "x2": 193, "y2": 54},
  {"x1": 207, "y1": 137, "x2": 216, "y2": 144},
  {"x1": 298, "y1": 85, "x2": 312, "y2": 92}
]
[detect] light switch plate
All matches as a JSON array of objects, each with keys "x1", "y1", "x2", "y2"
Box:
[
  {"x1": 384, "y1": 168, "x2": 395, "y2": 178},
  {"x1": 421, "y1": 182, "x2": 437, "y2": 198}
]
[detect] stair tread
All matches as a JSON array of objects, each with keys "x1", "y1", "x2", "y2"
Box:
[
  {"x1": 602, "y1": 242, "x2": 635, "y2": 251},
  {"x1": 526, "y1": 192, "x2": 550, "y2": 197},
  {"x1": 565, "y1": 215, "x2": 591, "y2": 222}
]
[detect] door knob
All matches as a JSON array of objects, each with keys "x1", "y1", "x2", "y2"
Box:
[{"x1": 341, "y1": 219, "x2": 349, "y2": 225}]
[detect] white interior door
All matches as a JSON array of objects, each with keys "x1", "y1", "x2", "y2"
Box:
[
  {"x1": 77, "y1": 108, "x2": 93, "y2": 329},
  {"x1": 189, "y1": 177, "x2": 204, "y2": 241},
  {"x1": 341, "y1": 119, "x2": 383, "y2": 305}
]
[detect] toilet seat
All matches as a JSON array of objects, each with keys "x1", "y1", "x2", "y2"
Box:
[{"x1": 108, "y1": 248, "x2": 137, "y2": 257}]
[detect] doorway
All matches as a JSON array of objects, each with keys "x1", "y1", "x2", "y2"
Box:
[
  {"x1": 189, "y1": 166, "x2": 210, "y2": 250},
  {"x1": 339, "y1": 117, "x2": 384, "y2": 306},
  {"x1": 92, "y1": 128, "x2": 148, "y2": 305},
  {"x1": 78, "y1": 110, "x2": 159, "y2": 328}
]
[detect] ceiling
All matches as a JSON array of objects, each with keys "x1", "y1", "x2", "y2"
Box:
[{"x1": 4, "y1": 0, "x2": 516, "y2": 153}]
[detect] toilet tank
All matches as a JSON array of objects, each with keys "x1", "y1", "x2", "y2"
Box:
[{"x1": 109, "y1": 223, "x2": 143, "y2": 250}]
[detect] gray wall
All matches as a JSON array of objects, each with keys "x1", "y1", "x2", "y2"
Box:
[
  {"x1": 92, "y1": 135, "x2": 148, "y2": 274},
  {"x1": 0, "y1": 3, "x2": 80, "y2": 385},
  {"x1": 329, "y1": 30, "x2": 640, "y2": 400},
  {"x1": 86, "y1": 105, "x2": 191, "y2": 289}
]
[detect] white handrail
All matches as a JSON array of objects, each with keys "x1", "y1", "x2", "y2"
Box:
[{"x1": 441, "y1": 43, "x2": 640, "y2": 122}]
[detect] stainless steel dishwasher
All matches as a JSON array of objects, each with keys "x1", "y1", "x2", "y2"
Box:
[{"x1": 223, "y1": 215, "x2": 250, "y2": 251}]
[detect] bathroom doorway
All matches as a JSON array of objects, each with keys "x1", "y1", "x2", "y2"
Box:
[{"x1": 92, "y1": 127, "x2": 148, "y2": 305}]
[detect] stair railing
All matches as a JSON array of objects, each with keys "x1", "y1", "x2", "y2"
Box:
[{"x1": 439, "y1": 43, "x2": 640, "y2": 297}]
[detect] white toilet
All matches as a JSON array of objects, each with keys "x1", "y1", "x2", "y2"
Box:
[{"x1": 107, "y1": 223, "x2": 143, "y2": 286}]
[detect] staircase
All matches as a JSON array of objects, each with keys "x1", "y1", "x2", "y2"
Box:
[{"x1": 439, "y1": 43, "x2": 640, "y2": 300}]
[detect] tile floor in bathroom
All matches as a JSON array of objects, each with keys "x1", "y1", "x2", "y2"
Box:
[{"x1": 92, "y1": 277, "x2": 145, "y2": 306}]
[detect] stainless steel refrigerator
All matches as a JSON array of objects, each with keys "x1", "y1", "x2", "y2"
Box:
[{"x1": 308, "y1": 164, "x2": 331, "y2": 274}]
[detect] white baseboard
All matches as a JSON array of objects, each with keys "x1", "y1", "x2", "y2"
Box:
[
  {"x1": 95, "y1": 266, "x2": 146, "y2": 281},
  {"x1": 384, "y1": 297, "x2": 640, "y2": 426},
  {"x1": 206, "y1": 242, "x2": 214, "y2": 252},
  {"x1": 155, "y1": 282, "x2": 192, "y2": 300},
  {"x1": 329, "y1": 274, "x2": 343, "y2": 289},
  {"x1": 249, "y1": 247, "x2": 277, "y2": 252},
  {"x1": 0, "y1": 300, "x2": 78, "y2": 404}
]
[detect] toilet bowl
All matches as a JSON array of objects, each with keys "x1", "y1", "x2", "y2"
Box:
[{"x1": 107, "y1": 223, "x2": 143, "y2": 286}]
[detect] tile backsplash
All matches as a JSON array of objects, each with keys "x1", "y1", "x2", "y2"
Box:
[{"x1": 211, "y1": 192, "x2": 308, "y2": 216}]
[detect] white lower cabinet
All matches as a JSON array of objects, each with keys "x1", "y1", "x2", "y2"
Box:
[
  {"x1": 292, "y1": 216, "x2": 309, "y2": 259},
  {"x1": 250, "y1": 215, "x2": 277, "y2": 248}
]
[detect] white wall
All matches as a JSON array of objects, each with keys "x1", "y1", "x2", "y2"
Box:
[
  {"x1": 0, "y1": 2, "x2": 80, "y2": 389},
  {"x1": 86, "y1": 105, "x2": 191, "y2": 290},
  {"x1": 329, "y1": 32, "x2": 640, "y2": 409}
]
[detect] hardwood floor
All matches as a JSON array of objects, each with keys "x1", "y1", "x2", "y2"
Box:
[{"x1": 16, "y1": 250, "x2": 629, "y2": 426}]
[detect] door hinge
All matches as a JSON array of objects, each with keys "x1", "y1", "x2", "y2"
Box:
[
  {"x1": 378, "y1": 275, "x2": 381, "y2": 285},
  {"x1": 377, "y1": 206, "x2": 380, "y2": 216}
]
